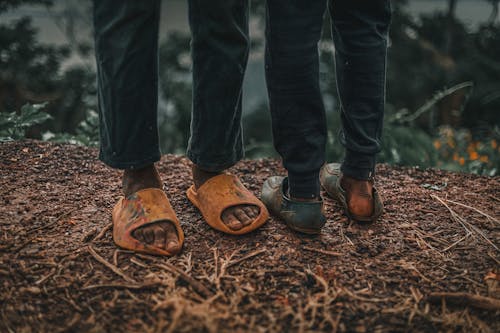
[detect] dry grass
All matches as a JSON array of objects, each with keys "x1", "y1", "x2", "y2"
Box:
[{"x1": 0, "y1": 140, "x2": 499, "y2": 332}]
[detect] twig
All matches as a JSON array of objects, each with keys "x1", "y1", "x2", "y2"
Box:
[
  {"x1": 212, "y1": 247, "x2": 219, "y2": 283},
  {"x1": 444, "y1": 198, "x2": 499, "y2": 225},
  {"x1": 156, "y1": 262, "x2": 213, "y2": 298},
  {"x1": 214, "y1": 248, "x2": 239, "y2": 290},
  {"x1": 302, "y1": 246, "x2": 342, "y2": 257},
  {"x1": 82, "y1": 280, "x2": 161, "y2": 290},
  {"x1": 401, "y1": 260, "x2": 435, "y2": 285},
  {"x1": 27, "y1": 209, "x2": 77, "y2": 234},
  {"x1": 12, "y1": 237, "x2": 36, "y2": 253},
  {"x1": 82, "y1": 227, "x2": 98, "y2": 243},
  {"x1": 56, "y1": 313, "x2": 81, "y2": 333},
  {"x1": 414, "y1": 232, "x2": 445, "y2": 256},
  {"x1": 487, "y1": 251, "x2": 500, "y2": 266},
  {"x1": 427, "y1": 292, "x2": 500, "y2": 311},
  {"x1": 432, "y1": 194, "x2": 472, "y2": 233},
  {"x1": 441, "y1": 234, "x2": 469, "y2": 252},
  {"x1": 332, "y1": 311, "x2": 342, "y2": 333},
  {"x1": 87, "y1": 245, "x2": 135, "y2": 283},
  {"x1": 432, "y1": 194, "x2": 499, "y2": 252},
  {"x1": 130, "y1": 257, "x2": 149, "y2": 268},
  {"x1": 341, "y1": 287, "x2": 391, "y2": 303},
  {"x1": 64, "y1": 288, "x2": 83, "y2": 312},
  {"x1": 469, "y1": 223, "x2": 498, "y2": 250},
  {"x1": 226, "y1": 248, "x2": 267, "y2": 268},
  {"x1": 35, "y1": 268, "x2": 56, "y2": 285},
  {"x1": 113, "y1": 249, "x2": 119, "y2": 267},
  {"x1": 93, "y1": 223, "x2": 112, "y2": 242},
  {"x1": 305, "y1": 268, "x2": 330, "y2": 298}
]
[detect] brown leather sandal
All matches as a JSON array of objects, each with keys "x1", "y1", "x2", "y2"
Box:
[
  {"x1": 186, "y1": 174, "x2": 269, "y2": 235},
  {"x1": 112, "y1": 188, "x2": 184, "y2": 256}
]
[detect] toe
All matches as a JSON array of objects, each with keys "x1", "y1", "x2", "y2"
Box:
[
  {"x1": 164, "y1": 223, "x2": 180, "y2": 252},
  {"x1": 250, "y1": 206, "x2": 260, "y2": 218},
  {"x1": 132, "y1": 222, "x2": 180, "y2": 252},
  {"x1": 224, "y1": 213, "x2": 243, "y2": 230},
  {"x1": 133, "y1": 228, "x2": 145, "y2": 243},
  {"x1": 143, "y1": 228, "x2": 155, "y2": 245},
  {"x1": 243, "y1": 206, "x2": 257, "y2": 219},
  {"x1": 234, "y1": 209, "x2": 252, "y2": 226},
  {"x1": 166, "y1": 240, "x2": 181, "y2": 253},
  {"x1": 153, "y1": 225, "x2": 166, "y2": 249}
]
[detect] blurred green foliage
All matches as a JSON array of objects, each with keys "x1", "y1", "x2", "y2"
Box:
[
  {"x1": 319, "y1": 0, "x2": 500, "y2": 175},
  {"x1": 433, "y1": 126, "x2": 499, "y2": 176},
  {"x1": 1, "y1": 0, "x2": 499, "y2": 176},
  {"x1": 0, "y1": 1, "x2": 96, "y2": 137},
  {"x1": 0, "y1": 103, "x2": 51, "y2": 141},
  {"x1": 43, "y1": 109, "x2": 99, "y2": 146}
]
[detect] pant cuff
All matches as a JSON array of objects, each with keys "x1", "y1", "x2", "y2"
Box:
[
  {"x1": 288, "y1": 171, "x2": 320, "y2": 199},
  {"x1": 186, "y1": 150, "x2": 243, "y2": 173},
  {"x1": 341, "y1": 149, "x2": 376, "y2": 180},
  {"x1": 99, "y1": 150, "x2": 161, "y2": 170}
]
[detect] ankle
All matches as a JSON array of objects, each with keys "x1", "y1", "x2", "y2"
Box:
[
  {"x1": 341, "y1": 175, "x2": 373, "y2": 191},
  {"x1": 122, "y1": 164, "x2": 162, "y2": 196},
  {"x1": 192, "y1": 165, "x2": 222, "y2": 189}
]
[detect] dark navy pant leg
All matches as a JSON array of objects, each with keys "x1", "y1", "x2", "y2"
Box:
[
  {"x1": 93, "y1": 0, "x2": 161, "y2": 169},
  {"x1": 329, "y1": 0, "x2": 391, "y2": 179},
  {"x1": 187, "y1": 0, "x2": 250, "y2": 172},
  {"x1": 265, "y1": 0, "x2": 328, "y2": 199}
]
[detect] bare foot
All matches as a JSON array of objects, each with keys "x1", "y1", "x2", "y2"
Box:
[
  {"x1": 123, "y1": 164, "x2": 181, "y2": 253},
  {"x1": 192, "y1": 165, "x2": 260, "y2": 231},
  {"x1": 340, "y1": 175, "x2": 374, "y2": 218}
]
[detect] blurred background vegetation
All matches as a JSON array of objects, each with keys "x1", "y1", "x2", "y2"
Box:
[{"x1": 0, "y1": 0, "x2": 499, "y2": 175}]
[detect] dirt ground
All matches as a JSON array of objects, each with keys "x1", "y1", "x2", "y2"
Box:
[{"x1": 0, "y1": 140, "x2": 499, "y2": 333}]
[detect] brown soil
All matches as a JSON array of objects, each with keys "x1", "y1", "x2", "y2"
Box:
[{"x1": 1, "y1": 140, "x2": 499, "y2": 333}]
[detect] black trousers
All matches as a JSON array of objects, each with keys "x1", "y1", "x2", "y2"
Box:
[{"x1": 93, "y1": 0, "x2": 391, "y2": 198}]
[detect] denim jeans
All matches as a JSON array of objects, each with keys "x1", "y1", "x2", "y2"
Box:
[{"x1": 93, "y1": 0, "x2": 391, "y2": 197}]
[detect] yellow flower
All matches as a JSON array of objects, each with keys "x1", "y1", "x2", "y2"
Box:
[
  {"x1": 433, "y1": 140, "x2": 441, "y2": 150},
  {"x1": 469, "y1": 151, "x2": 479, "y2": 160},
  {"x1": 479, "y1": 155, "x2": 489, "y2": 163},
  {"x1": 447, "y1": 138, "x2": 455, "y2": 148},
  {"x1": 492, "y1": 140, "x2": 497, "y2": 149},
  {"x1": 459, "y1": 157, "x2": 465, "y2": 166}
]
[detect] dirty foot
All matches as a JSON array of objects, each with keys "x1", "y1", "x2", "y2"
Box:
[
  {"x1": 192, "y1": 165, "x2": 260, "y2": 231},
  {"x1": 122, "y1": 164, "x2": 181, "y2": 253},
  {"x1": 340, "y1": 175, "x2": 374, "y2": 218}
]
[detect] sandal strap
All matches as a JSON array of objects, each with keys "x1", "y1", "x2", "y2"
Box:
[
  {"x1": 187, "y1": 174, "x2": 269, "y2": 235},
  {"x1": 113, "y1": 188, "x2": 184, "y2": 256}
]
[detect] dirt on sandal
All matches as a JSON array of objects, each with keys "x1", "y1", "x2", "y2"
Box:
[{"x1": 0, "y1": 140, "x2": 499, "y2": 333}]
